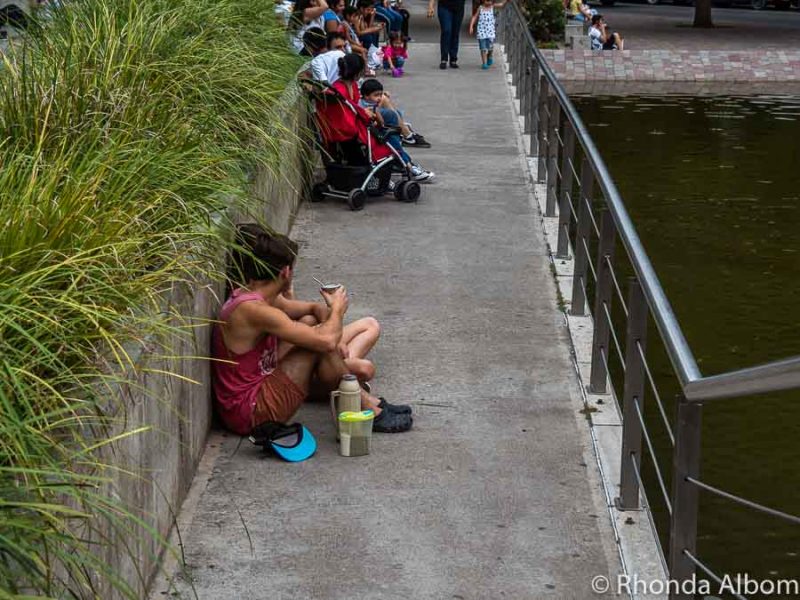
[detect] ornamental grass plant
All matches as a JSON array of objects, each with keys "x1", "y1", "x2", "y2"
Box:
[{"x1": 0, "y1": 0, "x2": 302, "y2": 597}]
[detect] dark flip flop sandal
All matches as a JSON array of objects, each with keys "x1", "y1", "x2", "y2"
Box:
[
  {"x1": 373, "y1": 409, "x2": 413, "y2": 433},
  {"x1": 378, "y1": 396, "x2": 412, "y2": 414}
]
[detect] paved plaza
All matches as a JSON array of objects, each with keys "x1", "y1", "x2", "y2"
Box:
[{"x1": 543, "y1": 2, "x2": 800, "y2": 81}]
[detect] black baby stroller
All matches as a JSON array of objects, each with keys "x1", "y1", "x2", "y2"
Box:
[{"x1": 310, "y1": 81, "x2": 421, "y2": 211}]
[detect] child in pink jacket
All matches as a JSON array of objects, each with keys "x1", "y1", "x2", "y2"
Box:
[{"x1": 382, "y1": 31, "x2": 408, "y2": 77}]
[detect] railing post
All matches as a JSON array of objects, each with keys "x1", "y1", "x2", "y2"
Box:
[
  {"x1": 536, "y1": 76, "x2": 549, "y2": 183},
  {"x1": 506, "y1": 18, "x2": 515, "y2": 79},
  {"x1": 570, "y1": 158, "x2": 593, "y2": 316},
  {"x1": 668, "y1": 395, "x2": 702, "y2": 600},
  {"x1": 615, "y1": 279, "x2": 649, "y2": 511},
  {"x1": 514, "y1": 28, "x2": 522, "y2": 95},
  {"x1": 555, "y1": 122, "x2": 576, "y2": 258},
  {"x1": 589, "y1": 210, "x2": 617, "y2": 393},
  {"x1": 522, "y1": 61, "x2": 532, "y2": 135},
  {"x1": 545, "y1": 95, "x2": 560, "y2": 217},
  {"x1": 528, "y1": 61, "x2": 540, "y2": 157},
  {"x1": 511, "y1": 23, "x2": 519, "y2": 94},
  {"x1": 517, "y1": 35, "x2": 525, "y2": 95},
  {"x1": 508, "y1": 19, "x2": 516, "y2": 77}
]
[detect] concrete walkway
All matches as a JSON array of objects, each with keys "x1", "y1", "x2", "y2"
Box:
[{"x1": 154, "y1": 14, "x2": 621, "y2": 600}]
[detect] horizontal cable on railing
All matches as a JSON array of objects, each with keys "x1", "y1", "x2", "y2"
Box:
[
  {"x1": 604, "y1": 255, "x2": 629, "y2": 318},
  {"x1": 633, "y1": 399, "x2": 673, "y2": 515},
  {"x1": 584, "y1": 197, "x2": 601, "y2": 238},
  {"x1": 602, "y1": 302, "x2": 626, "y2": 372},
  {"x1": 561, "y1": 223, "x2": 570, "y2": 244},
  {"x1": 565, "y1": 190, "x2": 577, "y2": 220},
  {"x1": 567, "y1": 156, "x2": 581, "y2": 185},
  {"x1": 686, "y1": 477, "x2": 800, "y2": 526},
  {"x1": 683, "y1": 551, "x2": 747, "y2": 600},
  {"x1": 629, "y1": 452, "x2": 650, "y2": 510},
  {"x1": 583, "y1": 238, "x2": 598, "y2": 284},
  {"x1": 636, "y1": 341, "x2": 676, "y2": 446}
]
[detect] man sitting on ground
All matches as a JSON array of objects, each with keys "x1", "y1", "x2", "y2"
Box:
[
  {"x1": 589, "y1": 14, "x2": 623, "y2": 51},
  {"x1": 211, "y1": 224, "x2": 413, "y2": 437}
]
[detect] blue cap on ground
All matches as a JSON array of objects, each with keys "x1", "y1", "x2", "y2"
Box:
[{"x1": 268, "y1": 424, "x2": 317, "y2": 462}]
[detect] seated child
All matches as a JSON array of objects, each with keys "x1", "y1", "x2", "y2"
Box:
[
  {"x1": 356, "y1": 75, "x2": 434, "y2": 182},
  {"x1": 589, "y1": 14, "x2": 623, "y2": 51},
  {"x1": 382, "y1": 31, "x2": 408, "y2": 77}
]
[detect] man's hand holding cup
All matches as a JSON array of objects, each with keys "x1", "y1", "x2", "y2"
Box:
[{"x1": 321, "y1": 285, "x2": 348, "y2": 313}]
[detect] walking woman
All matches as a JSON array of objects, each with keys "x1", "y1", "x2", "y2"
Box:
[{"x1": 427, "y1": 0, "x2": 465, "y2": 69}]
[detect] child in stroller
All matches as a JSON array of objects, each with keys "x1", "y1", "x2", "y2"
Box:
[{"x1": 311, "y1": 54, "x2": 432, "y2": 211}]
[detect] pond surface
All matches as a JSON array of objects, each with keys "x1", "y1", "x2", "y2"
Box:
[{"x1": 572, "y1": 94, "x2": 800, "y2": 591}]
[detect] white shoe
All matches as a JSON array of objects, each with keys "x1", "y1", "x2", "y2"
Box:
[{"x1": 410, "y1": 164, "x2": 435, "y2": 182}]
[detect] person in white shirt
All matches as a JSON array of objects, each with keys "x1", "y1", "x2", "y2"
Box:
[
  {"x1": 309, "y1": 30, "x2": 347, "y2": 84},
  {"x1": 588, "y1": 14, "x2": 623, "y2": 51}
]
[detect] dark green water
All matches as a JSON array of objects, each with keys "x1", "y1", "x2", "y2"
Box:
[{"x1": 572, "y1": 94, "x2": 800, "y2": 592}]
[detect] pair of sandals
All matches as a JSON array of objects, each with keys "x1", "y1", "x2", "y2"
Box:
[{"x1": 373, "y1": 396, "x2": 413, "y2": 432}]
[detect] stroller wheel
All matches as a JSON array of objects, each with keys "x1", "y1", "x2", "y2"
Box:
[
  {"x1": 395, "y1": 181, "x2": 421, "y2": 203},
  {"x1": 311, "y1": 182, "x2": 329, "y2": 203},
  {"x1": 347, "y1": 189, "x2": 366, "y2": 211}
]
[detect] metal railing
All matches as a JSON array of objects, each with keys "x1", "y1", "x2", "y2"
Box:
[{"x1": 498, "y1": 4, "x2": 800, "y2": 598}]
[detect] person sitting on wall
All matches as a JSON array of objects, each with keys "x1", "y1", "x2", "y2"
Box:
[
  {"x1": 566, "y1": 0, "x2": 594, "y2": 22},
  {"x1": 211, "y1": 223, "x2": 414, "y2": 436},
  {"x1": 589, "y1": 14, "x2": 623, "y2": 51}
]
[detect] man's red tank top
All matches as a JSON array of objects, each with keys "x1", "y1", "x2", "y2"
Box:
[{"x1": 211, "y1": 289, "x2": 278, "y2": 435}]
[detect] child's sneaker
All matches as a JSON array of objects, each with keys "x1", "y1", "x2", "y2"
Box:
[
  {"x1": 481, "y1": 63, "x2": 489, "y2": 70},
  {"x1": 487, "y1": 57, "x2": 494, "y2": 66},
  {"x1": 402, "y1": 133, "x2": 431, "y2": 148},
  {"x1": 410, "y1": 164, "x2": 435, "y2": 182}
]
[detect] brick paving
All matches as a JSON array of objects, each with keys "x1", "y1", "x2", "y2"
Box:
[
  {"x1": 541, "y1": 49, "x2": 800, "y2": 81},
  {"x1": 539, "y1": 5, "x2": 800, "y2": 81}
]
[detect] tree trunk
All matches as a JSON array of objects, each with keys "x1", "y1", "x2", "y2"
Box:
[{"x1": 693, "y1": 0, "x2": 714, "y2": 27}]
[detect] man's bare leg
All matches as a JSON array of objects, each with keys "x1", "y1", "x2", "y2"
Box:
[
  {"x1": 316, "y1": 349, "x2": 383, "y2": 414},
  {"x1": 341, "y1": 317, "x2": 380, "y2": 382},
  {"x1": 341, "y1": 317, "x2": 380, "y2": 358},
  {"x1": 279, "y1": 344, "x2": 412, "y2": 432},
  {"x1": 278, "y1": 345, "x2": 380, "y2": 411}
]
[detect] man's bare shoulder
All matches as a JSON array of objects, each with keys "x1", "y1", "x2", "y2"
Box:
[{"x1": 227, "y1": 297, "x2": 286, "y2": 330}]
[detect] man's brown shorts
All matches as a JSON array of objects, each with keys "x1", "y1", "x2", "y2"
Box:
[{"x1": 252, "y1": 369, "x2": 306, "y2": 428}]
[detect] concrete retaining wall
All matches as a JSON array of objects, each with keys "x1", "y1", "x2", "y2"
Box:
[{"x1": 87, "y1": 90, "x2": 309, "y2": 600}]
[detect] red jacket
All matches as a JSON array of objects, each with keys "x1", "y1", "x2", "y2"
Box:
[{"x1": 315, "y1": 80, "x2": 392, "y2": 161}]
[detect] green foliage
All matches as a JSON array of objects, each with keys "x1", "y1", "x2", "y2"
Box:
[
  {"x1": 520, "y1": 0, "x2": 566, "y2": 43},
  {"x1": 0, "y1": 0, "x2": 302, "y2": 596}
]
